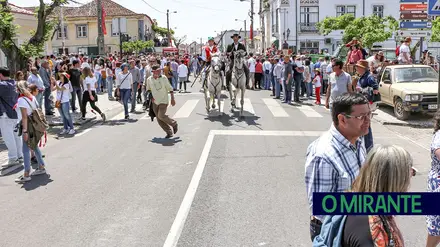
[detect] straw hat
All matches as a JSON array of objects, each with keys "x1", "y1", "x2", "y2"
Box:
[{"x1": 355, "y1": 60, "x2": 369, "y2": 69}]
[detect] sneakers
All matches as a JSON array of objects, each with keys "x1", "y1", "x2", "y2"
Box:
[
  {"x1": 15, "y1": 175, "x2": 31, "y2": 183},
  {"x1": 18, "y1": 157, "x2": 24, "y2": 163},
  {"x1": 31, "y1": 168, "x2": 46, "y2": 176},
  {"x1": 59, "y1": 129, "x2": 68, "y2": 135},
  {"x1": 68, "y1": 129, "x2": 76, "y2": 135}
]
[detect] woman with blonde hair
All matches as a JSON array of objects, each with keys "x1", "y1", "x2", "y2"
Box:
[
  {"x1": 14, "y1": 80, "x2": 47, "y2": 183},
  {"x1": 426, "y1": 110, "x2": 440, "y2": 247},
  {"x1": 80, "y1": 67, "x2": 106, "y2": 122},
  {"x1": 314, "y1": 145, "x2": 413, "y2": 247}
]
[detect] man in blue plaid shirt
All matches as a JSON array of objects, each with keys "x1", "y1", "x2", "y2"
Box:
[{"x1": 305, "y1": 93, "x2": 371, "y2": 241}]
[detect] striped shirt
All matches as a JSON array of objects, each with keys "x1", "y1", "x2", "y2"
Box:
[{"x1": 305, "y1": 124, "x2": 366, "y2": 221}]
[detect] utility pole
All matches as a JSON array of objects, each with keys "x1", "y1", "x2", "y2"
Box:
[
  {"x1": 167, "y1": 9, "x2": 171, "y2": 47},
  {"x1": 250, "y1": 0, "x2": 254, "y2": 49},
  {"x1": 200, "y1": 37, "x2": 202, "y2": 54},
  {"x1": 97, "y1": 0, "x2": 104, "y2": 55},
  {"x1": 118, "y1": 18, "x2": 123, "y2": 59},
  {"x1": 244, "y1": 20, "x2": 247, "y2": 47}
]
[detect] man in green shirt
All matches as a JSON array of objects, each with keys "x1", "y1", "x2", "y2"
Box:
[{"x1": 146, "y1": 65, "x2": 178, "y2": 138}]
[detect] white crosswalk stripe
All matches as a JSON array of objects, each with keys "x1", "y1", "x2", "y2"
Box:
[
  {"x1": 208, "y1": 99, "x2": 225, "y2": 117},
  {"x1": 262, "y1": 98, "x2": 289, "y2": 117},
  {"x1": 173, "y1": 99, "x2": 200, "y2": 118},
  {"x1": 297, "y1": 105, "x2": 323, "y2": 118},
  {"x1": 242, "y1": 98, "x2": 255, "y2": 117}
]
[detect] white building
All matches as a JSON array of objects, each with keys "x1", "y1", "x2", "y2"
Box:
[{"x1": 263, "y1": 0, "x2": 400, "y2": 54}]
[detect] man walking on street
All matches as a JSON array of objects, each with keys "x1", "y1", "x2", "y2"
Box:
[
  {"x1": 68, "y1": 60, "x2": 82, "y2": 113},
  {"x1": 129, "y1": 60, "x2": 141, "y2": 113},
  {"x1": 0, "y1": 67, "x2": 23, "y2": 167},
  {"x1": 146, "y1": 65, "x2": 178, "y2": 139},
  {"x1": 38, "y1": 60, "x2": 54, "y2": 115},
  {"x1": 305, "y1": 93, "x2": 370, "y2": 241},
  {"x1": 27, "y1": 67, "x2": 45, "y2": 108}
]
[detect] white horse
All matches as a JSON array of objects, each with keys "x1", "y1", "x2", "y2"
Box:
[
  {"x1": 229, "y1": 50, "x2": 247, "y2": 117},
  {"x1": 204, "y1": 54, "x2": 223, "y2": 115}
]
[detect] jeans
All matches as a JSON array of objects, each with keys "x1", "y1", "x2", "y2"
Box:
[
  {"x1": 293, "y1": 75, "x2": 302, "y2": 102},
  {"x1": 120, "y1": 88, "x2": 131, "y2": 117},
  {"x1": 0, "y1": 115, "x2": 23, "y2": 161},
  {"x1": 22, "y1": 135, "x2": 44, "y2": 173},
  {"x1": 271, "y1": 75, "x2": 275, "y2": 95},
  {"x1": 284, "y1": 79, "x2": 292, "y2": 103},
  {"x1": 71, "y1": 87, "x2": 82, "y2": 112},
  {"x1": 44, "y1": 87, "x2": 53, "y2": 114},
  {"x1": 58, "y1": 101, "x2": 74, "y2": 130},
  {"x1": 96, "y1": 74, "x2": 102, "y2": 93},
  {"x1": 308, "y1": 82, "x2": 314, "y2": 97},
  {"x1": 36, "y1": 91, "x2": 44, "y2": 109},
  {"x1": 275, "y1": 77, "x2": 281, "y2": 98},
  {"x1": 172, "y1": 71, "x2": 178, "y2": 89},
  {"x1": 364, "y1": 126, "x2": 374, "y2": 152},
  {"x1": 131, "y1": 83, "x2": 138, "y2": 111},
  {"x1": 107, "y1": 77, "x2": 114, "y2": 98},
  {"x1": 264, "y1": 73, "x2": 271, "y2": 89}
]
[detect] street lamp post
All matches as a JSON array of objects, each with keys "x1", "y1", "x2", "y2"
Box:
[
  {"x1": 166, "y1": 9, "x2": 177, "y2": 47},
  {"x1": 239, "y1": 0, "x2": 254, "y2": 49}
]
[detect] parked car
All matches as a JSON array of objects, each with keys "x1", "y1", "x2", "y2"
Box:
[{"x1": 378, "y1": 64, "x2": 439, "y2": 120}]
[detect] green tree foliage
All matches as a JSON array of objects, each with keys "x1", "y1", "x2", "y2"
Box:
[
  {"x1": 431, "y1": 17, "x2": 440, "y2": 42},
  {"x1": 152, "y1": 24, "x2": 174, "y2": 38},
  {"x1": 122, "y1": 40, "x2": 154, "y2": 54},
  {"x1": 316, "y1": 14, "x2": 398, "y2": 49},
  {"x1": 0, "y1": 0, "x2": 69, "y2": 74}
]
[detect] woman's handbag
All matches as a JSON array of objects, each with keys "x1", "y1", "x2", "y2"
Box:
[
  {"x1": 55, "y1": 86, "x2": 64, "y2": 108},
  {"x1": 115, "y1": 72, "x2": 131, "y2": 101}
]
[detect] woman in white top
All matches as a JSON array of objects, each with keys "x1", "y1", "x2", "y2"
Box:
[
  {"x1": 105, "y1": 63, "x2": 114, "y2": 100},
  {"x1": 116, "y1": 63, "x2": 133, "y2": 120},
  {"x1": 94, "y1": 59, "x2": 103, "y2": 93},
  {"x1": 81, "y1": 67, "x2": 106, "y2": 122},
  {"x1": 312, "y1": 68, "x2": 322, "y2": 105},
  {"x1": 14, "y1": 80, "x2": 46, "y2": 183},
  {"x1": 55, "y1": 72, "x2": 75, "y2": 135}
]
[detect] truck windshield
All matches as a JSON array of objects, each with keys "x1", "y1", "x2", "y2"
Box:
[{"x1": 394, "y1": 67, "x2": 438, "y2": 83}]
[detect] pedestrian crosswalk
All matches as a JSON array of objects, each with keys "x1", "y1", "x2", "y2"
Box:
[{"x1": 137, "y1": 96, "x2": 329, "y2": 120}]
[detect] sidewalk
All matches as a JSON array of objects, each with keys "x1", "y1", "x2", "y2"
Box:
[{"x1": 0, "y1": 91, "x2": 122, "y2": 167}]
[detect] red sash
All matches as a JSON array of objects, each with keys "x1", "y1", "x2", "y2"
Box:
[{"x1": 205, "y1": 46, "x2": 218, "y2": 62}]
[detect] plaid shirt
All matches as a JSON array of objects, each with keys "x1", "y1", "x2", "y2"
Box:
[{"x1": 305, "y1": 124, "x2": 366, "y2": 221}]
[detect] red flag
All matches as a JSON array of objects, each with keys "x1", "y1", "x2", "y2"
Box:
[{"x1": 101, "y1": 6, "x2": 107, "y2": 35}]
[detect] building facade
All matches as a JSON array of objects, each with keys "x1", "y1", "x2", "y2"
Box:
[
  {"x1": 264, "y1": 0, "x2": 400, "y2": 54},
  {"x1": 0, "y1": 4, "x2": 53, "y2": 67},
  {"x1": 50, "y1": 0, "x2": 154, "y2": 56}
]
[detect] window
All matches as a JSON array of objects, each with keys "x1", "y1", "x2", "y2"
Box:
[
  {"x1": 76, "y1": 24, "x2": 88, "y2": 38},
  {"x1": 300, "y1": 40, "x2": 319, "y2": 53},
  {"x1": 111, "y1": 24, "x2": 120, "y2": 36},
  {"x1": 300, "y1": 7, "x2": 319, "y2": 23},
  {"x1": 336, "y1": 5, "x2": 356, "y2": 17},
  {"x1": 57, "y1": 25, "x2": 67, "y2": 39},
  {"x1": 381, "y1": 68, "x2": 391, "y2": 82},
  {"x1": 373, "y1": 5, "x2": 384, "y2": 18}
]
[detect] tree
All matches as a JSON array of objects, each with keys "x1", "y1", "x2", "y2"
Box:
[
  {"x1": 122, "y1": 40, "x2": 154, "y2": 54},
  {"x1": 173, "y1": 35, "x2": 186, "y2": 48},
  {"x1": 316, "y1": 14, "x2": 398, "y2": 49},
  {"x1": 431, "y1": 17, "x2": 440, "y2": 42},
  {"x1": 152, "y1": 24, "x2": 174, "y2": 38},
  {"x1": 0, "y1": 0, "x2": 70, "y2": 74}
]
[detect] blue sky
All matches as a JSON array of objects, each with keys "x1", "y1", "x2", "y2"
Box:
[{"x1": 10, "y1": 0, "x2": 260, "y2": 44}]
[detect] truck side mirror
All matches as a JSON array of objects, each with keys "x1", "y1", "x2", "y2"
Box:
[{"x1": 383, "y1": 79, "x2": 392, "y2": 84}]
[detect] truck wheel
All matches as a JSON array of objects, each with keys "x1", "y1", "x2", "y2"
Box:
[{"x1": 394, "y1": 98, "x2": 410, "y2": 120}]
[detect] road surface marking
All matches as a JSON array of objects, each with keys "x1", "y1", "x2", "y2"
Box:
[
  {"x1": 173, "y1": 99, "x2": 199, "y2": 118},
  {"x1": 212, "y1": 130, "x2": 325, "y2": 136},
  {"x1": 242, "y1": 98, "x2": 255, "y2": 116},
  {"x1": 208, "y1": 99, "x2": 225, "y2": 117},
  {"x1": 163, "y1": 131, "x2": 215, "y2": 247},
  {"x1": 76, "y1": 128, "x2": 92, "y2": 137},
  {"x1": 298, "y1": 105, "x2": 323, "y2": 118},
  {"x1": 111, "y1": 112, "x2": 125, "y2": 121},
  {"x1": 262, "y1": 98, "x2": 289, "y2": 117}
]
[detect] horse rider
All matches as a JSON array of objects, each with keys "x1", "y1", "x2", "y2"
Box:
[
  {"x1": 201, "y1": 36, "x2": 219, "y2": 86},
  {"x1": 226, "y1": 33, "x2": 249, "y2": 90}
]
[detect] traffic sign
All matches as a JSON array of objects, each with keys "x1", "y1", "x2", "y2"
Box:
[
  {"x1": 400, "y1": 12, "x2": 428, "y2": 19},
  {"x1": 428, "y1": 0, "x2": 440, "y2": 15},
  {"x1": 400, "y1": 3, "x2": 428, "y2": 11},
  {"x1": 400, "y1": 21, "x2": 432, "y2": 28},
  {"x1": 399, "y1": 30, "x2": 432, "y2": 37}
]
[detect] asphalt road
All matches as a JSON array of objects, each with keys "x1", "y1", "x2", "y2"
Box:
[{"x1": 0, "y1": 80, "x2": 432, "y2": 247}]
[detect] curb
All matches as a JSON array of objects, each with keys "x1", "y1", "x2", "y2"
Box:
[
  {"x1": 48, "y1": 116, "x2": 96, "y2": 127},
  {"x1": 375, "y1": 118, "x2": 433, "y2": 128}
]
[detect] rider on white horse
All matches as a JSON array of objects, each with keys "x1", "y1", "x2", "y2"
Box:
[
  {"x1": 201, "y1": 37, "x2": 219, "y2": 86},
  {"x1": 226, "y1": 33, "x2": 249, "y2": 90}
]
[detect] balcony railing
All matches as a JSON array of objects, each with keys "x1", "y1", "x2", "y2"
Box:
[{"x1": 299, "y1": 22, "x2": 319, "y2": 33}]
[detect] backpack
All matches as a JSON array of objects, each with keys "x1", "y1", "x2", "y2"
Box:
[
  {"x1": 312, "y1": 215, "x2": 347, "y2": 247},
  {"x1": 23, "y1": 98, "x2": 49, "y2": 149}
]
